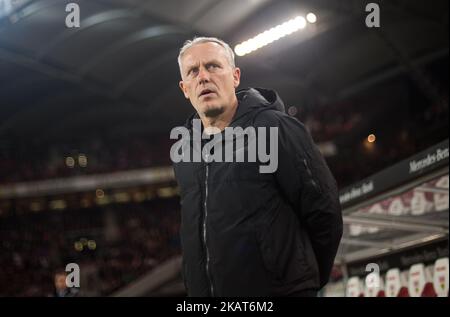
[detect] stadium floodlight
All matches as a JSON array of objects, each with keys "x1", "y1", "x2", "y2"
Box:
[
  {"x1": 367, "y1": 134, "x2": 376, "y2": 143},
  {"x1": 0, "y1": 0, "x2": 30, "y2": 19},
  {"x1": 234, "y1": 15, "x2": 308, "y2": 57},
  {"x1": 306, "y1": 13, "x2": 317, "y2": 24},
  {"x1": 0, "y1": 0, "x2": 13, "y2": 18}
]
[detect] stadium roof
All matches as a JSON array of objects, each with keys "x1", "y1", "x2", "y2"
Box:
[{"x1": 0, "y1": 0, "x2": 448, "y2": 143}]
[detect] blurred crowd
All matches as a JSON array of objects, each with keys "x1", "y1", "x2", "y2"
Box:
[
  {"x1": 0, "y1": 198, "x2": 181, "y2": 296},
  {"x1": 0, "y1": 94, "x2": 447, "y2": 189},
  {"x1": 0, "y1": 137, "x2": 172, "y2": 184},
  {"x1": 302, "y1": 76, "x2": 448, "y2": 187}
]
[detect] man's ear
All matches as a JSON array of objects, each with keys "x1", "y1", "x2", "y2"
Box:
[
  {"x1": 233, "y1": 67, "x2": 241, "y2": 88},
  {"x1": 179, "y1": 81, "x2": 189, "y2": 99}
]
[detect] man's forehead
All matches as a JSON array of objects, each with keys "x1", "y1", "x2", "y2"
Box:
[{"x1": 182, "y1": 42, "x2": 228, "y2": 64}]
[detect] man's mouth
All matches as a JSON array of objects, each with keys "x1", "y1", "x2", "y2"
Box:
[{"x1": 199, "y1": 89, "x2": 217, "y2": 98}]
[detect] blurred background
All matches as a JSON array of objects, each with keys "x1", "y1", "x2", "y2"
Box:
[{"x1": 0, "y1": 0, "x2": 448, "y2": 297}]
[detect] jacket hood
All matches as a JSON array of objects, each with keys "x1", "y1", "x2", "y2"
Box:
[{"x1": 184, "y1": 87, "x2": 286, "y2": 130}]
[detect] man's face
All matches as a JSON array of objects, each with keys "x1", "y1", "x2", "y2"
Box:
[
  {"x1": 179, "y1": 42, "x2": 241, "y2": 118},
  {"x1": 55, "y1": 273, "x2": 67, "y2": 290}
]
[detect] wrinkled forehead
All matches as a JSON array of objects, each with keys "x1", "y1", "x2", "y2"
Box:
[{"x1": 181, "y1": 42, "x2": 230, "y2": 68}]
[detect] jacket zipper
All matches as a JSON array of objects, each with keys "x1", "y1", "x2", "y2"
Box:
[
  {"x1": 203, "y1": 155, "x2": 215, "y2": 296},
  {"x1": 303, "y1": 158, "x2": 321, "y2": 193}
]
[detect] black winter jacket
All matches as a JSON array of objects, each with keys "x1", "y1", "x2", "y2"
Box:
[{"x1": 173, "y1": 87, "x2": 343, "y2": 297}]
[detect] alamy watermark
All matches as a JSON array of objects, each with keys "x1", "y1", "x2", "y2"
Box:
[
  {"x1": 365, "y1": 263, "x2": 380, "y2": 289},
  {"x1": 65, "y1": 263, "x2": 80, "y2": 288},
  {"x1": 65, "y1": 3, "x2": 80, "y2": 28},
  {"x1": 365, "y1": 3, "x2": 380, "y2": 28},
  {"x1": 170, "y1": 119, "x2": 279, "y2": 173}
]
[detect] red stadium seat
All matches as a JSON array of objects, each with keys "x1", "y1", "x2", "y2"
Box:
[
  {"x1": 408, "y1": 263, "x2": 438, "y2": 297},
  {"x1": 398, "y1": 270, "x2": 410, "y2": 297},
  {"x1": 422, "y1": 265, "x2": 437, "y2": 297}
]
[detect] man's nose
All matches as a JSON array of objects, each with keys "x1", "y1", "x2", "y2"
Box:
[{"x1": 197, "y1": 66, "x2": 210, "y2": 84}]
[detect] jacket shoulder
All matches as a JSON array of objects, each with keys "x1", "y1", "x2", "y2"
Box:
[{"x1": 253, "y1": 109, "x2": 308, "y2": 133}]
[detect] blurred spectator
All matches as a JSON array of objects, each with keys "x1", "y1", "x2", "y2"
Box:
[{"x1": 53, "y1": 269, "x2": 79, "y2": 297}]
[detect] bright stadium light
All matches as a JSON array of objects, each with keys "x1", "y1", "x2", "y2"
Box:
[
  {"x1": 0, "y1": 0, "x2": 13, "y2": 18},
  {"x1": 96, "y1": 189, "x2": 105, "y2": 198},
  {"x1": 234, "y1": 15, "x2": 308, "y2": 57},
  {"x1": 65, "y1": 156, "x2": 75, "y2": 168},
  {"x1": 0, "y1": 0, "x2": 30, "y2": 19},
  {"x1": 78, "y1": 154, "x2": 88, "y2": 167},
  {"x1": 306, "y1": 13, "x2": 317, "y2": 24}
]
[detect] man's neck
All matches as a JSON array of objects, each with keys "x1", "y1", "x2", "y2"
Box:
[{"x1": 201, "y1": 97, "x2": 238, "y2": 134}]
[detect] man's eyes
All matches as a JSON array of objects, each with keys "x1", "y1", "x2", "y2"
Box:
[
  {"x1": 207, "y1": 63, "x2": 219, "y2": 68},
  {"x1": 187, "y1": 64, "x2": 220, "y2": 76}
]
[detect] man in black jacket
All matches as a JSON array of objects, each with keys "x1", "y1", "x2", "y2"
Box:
[{"x1": 172, "y1": 37, "x2": 343, "y2": 297}]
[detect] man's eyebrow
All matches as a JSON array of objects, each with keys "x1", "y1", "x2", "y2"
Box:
[
  {"x1": 205, "y1": 59, "x2": 223, "y2": 65},
  {"x1": 186, "y1": 66, "x2": 196, "y2": 74},
  {"x1": 184, "y1": 59, "x2": 224, "y2": 75},
  {"x1": 187, "y1": 59, "x2": 222, "y2": 70},
  {"x1": 184, "y1": 61, "x2": 199, "y2": 73}
]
